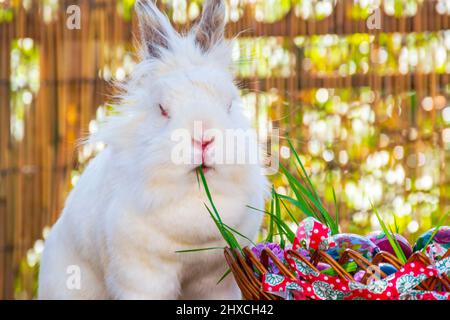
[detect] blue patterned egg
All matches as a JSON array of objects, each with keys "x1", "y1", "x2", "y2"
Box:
[
  {"x1": 353, "y1": 263, "x2": 397, "y2": 283},
  {"x1": 379, "y1": 263, "x2": 398, "y2": 276},
  {"x1": 326, "y1": 233, "x2": 380, "y2": 260},
  {"x1": 413, "y1": 226, "x2": 450, "y2": 252}
]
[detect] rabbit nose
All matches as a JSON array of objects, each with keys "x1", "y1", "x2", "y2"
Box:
[{"x1": 193, "y1": 137, "x2": 214, "y2": 151}]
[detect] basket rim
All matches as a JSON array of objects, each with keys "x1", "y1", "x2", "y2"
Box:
[{"x1": 224, "y1": 246, "x2": 450, "y2": 300}]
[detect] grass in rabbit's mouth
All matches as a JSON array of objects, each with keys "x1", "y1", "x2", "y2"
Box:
[
  {"x1": 195, "y1": 164, "x2": 212, "y2": 173},
  {"x1": 178, "y1": 167, "x2": 248, "y2": 256},
  {"x1": 177, "y1": 167, "x2": 249, "y2": 284},
  {"x1": 201, "y1": 164, "x2": 212, "y2": 173}
]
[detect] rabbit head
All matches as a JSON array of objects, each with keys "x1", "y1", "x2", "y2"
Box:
[{"x1": 92, "y1": 0, "x2": 266, "y2": 207}]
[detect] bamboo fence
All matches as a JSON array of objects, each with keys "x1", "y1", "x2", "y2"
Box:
[{"x1": 0, "y1": 0, "x2": 449, "y2": 299}]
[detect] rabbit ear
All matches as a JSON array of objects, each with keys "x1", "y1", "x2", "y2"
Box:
[
  {"x1": 194, "y1": 0, "x2": 226, "y2": 52},
  {"x1": 135, "y1": 0, "x2": 174, "y2": 58}
]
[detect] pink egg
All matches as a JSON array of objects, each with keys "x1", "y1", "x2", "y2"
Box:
[
  {"x1": 367, "y1": 231, "x2": 412, "y2": 258},
  {"x1": 354, "y1": 270, "x2": 366, "y2": 282},
  {"x1": 316, "y1": 262, "x2": 331, "y2": 271}
]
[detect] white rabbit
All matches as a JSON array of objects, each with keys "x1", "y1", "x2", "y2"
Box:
[{"x1": 38, "y1": 0, "x2": 267, "y2": 300}]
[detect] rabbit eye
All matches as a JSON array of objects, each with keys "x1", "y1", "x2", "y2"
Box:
[
  {"x1": 159, "y1": 104, "x2": 169, "y2": 118},
  {"x1": 227, "y1": 101, "x2": 233, "y2": 113}
]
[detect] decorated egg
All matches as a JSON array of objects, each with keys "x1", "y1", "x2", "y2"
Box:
[
  {"x1": 316, "y1": 262, "x2": 331, "y2": 271},
  {"x1": 379, "y1": 263, "x2": 398, "y2": 276},
  {"x1": 353, "y1": 263, "x2": 397, "y2": 283},
  {"x1": 354, "y1": 270, "x2": 365, "y2": 282},
  {"x1": 413, "y1": 226, "x2": 450, "y2": 252},
  {"x1": 297, "y1": 248, "x2": 311, "y2": 259},
  {"x1": 367, "y1": 231, "x2": 413, "y2": 258},
  {"x1": 326, "y1": 233, "x2": 380, "y2": 260}
]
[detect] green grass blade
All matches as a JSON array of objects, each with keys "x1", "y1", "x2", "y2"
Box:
[
  {"x1": 393, "y1": 214, "x2": 400, "y2": 234},
  {"x1": 216, "y1": 268, "x2": 231, "y2": 285},
  {"x1": 278, "y1": 196, "x2": 299, "y2": 224},
  {"x1": 247, "y1": 205, "x2": 270, "y2": 215},
  {"x1": 421, "y1": 211, "x2": 449, "y2": 254},
  {"x1": 262, "y1": 210, "x2": 296, "y2": 243},
  {"x1": 204, "y1": 204, "x2": 228, "y2": 242},
  {"x1": 284, "y1": 140, "x2": 340, "y2": 234},
  {"x1": 321, "y1": 262, "x2": 358, "y2": 275},
  {"x1": 280, "y1": 163, "x2": 339, "y2": 234},
  {"x1": 389, "y1": 225, "x2": 407, "y2": 262},
  {"x1": 199, "y1": 168, "x2": 247, "y2": 254},
  {"x1": 287, "y1": 139, "x2": 321, "y2": 203},
  {"x1": 280, "y1": 165, "x2": 320, "y2": 219},
  {"x1": 277, "y1": 193, "x2": 317, "y2": 219},
  {"x1": 332, "y1": 186, "x2": 340, "y2": 227},
  {"x1": 175, "y1": 247, "x2": 224, "y2": 253},
  {"x1": 224, "y1": 224, "x2": 256, "y2": 246},
  {"x1": 198, "y1": 168, "x2": 222, "y2": 224},
  {"x1": 195, "y1": 167, "x2": 201, "y2": 189},
  {"x1": 372, "y1": 204, "x2": 407, "y2": 264},
  {"x1": 273, "y1": 190, "x2": 285, "y2": 248},
  {"x1": 204, "y1": 204, "x2": 242, "y2": 253},
  {"x1": 266, "y1": 195, "x2": 275, "y2": 242},
  {"x1": 246, "y1": 204, "x2": 294, "y2": 243}
]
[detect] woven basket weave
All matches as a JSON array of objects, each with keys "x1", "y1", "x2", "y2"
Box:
[{"x1": 224, "y1": 246, "x2": 450, "y2": 300}]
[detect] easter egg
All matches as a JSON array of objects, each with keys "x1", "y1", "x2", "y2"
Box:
[
  {"x1": 378, "y1": 263, "x2": 398, "y2": 276},
  {"x1": 327, "y1": 233, "x2": 380, "y2": 260},
  {"x1": 367, "y1": 231, "x2": 413, "y2": 258},
  {"x1": 353, "y1": 263, "x2": 397, "y2": 283},
  {"x1": 413, "y1": 226, "x2": 450, "y2": 252},
  {"x1": 316, "y1": 262, "x2": 331, "y2": 271},
  {"x1": 354, "y1": 270, "x2": 365, "y2": 282}
]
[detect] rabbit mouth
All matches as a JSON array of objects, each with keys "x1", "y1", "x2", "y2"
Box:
[{"x1": 196, "y1": 164, "x2": 213, "y2": 173}]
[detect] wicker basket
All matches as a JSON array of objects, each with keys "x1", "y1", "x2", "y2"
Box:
[{"x1": 224, "y1": 246, "x2": 450, "y2": 300}]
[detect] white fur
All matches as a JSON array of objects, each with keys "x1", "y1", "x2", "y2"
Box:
[{"x1": 38, "y1": 0, "x2": 267, "y2": 300}]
